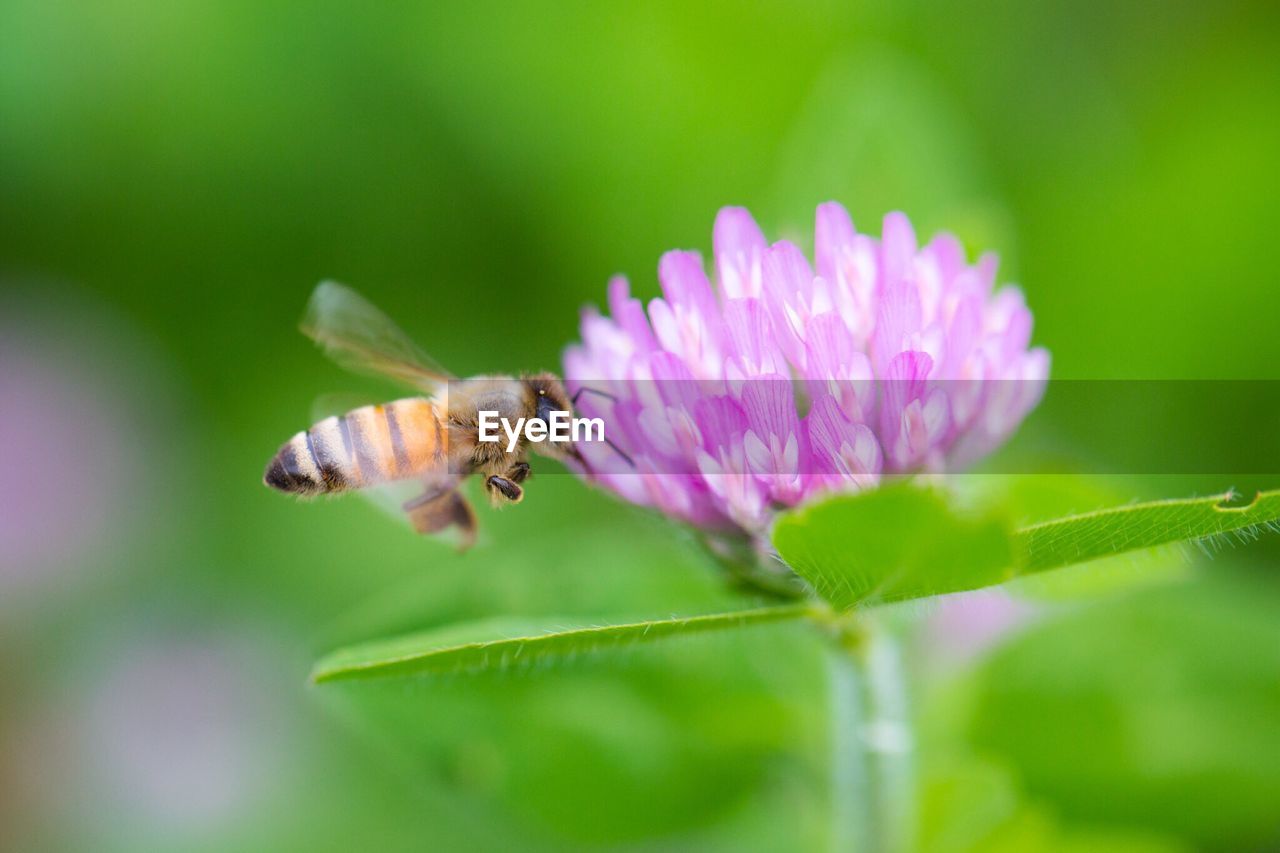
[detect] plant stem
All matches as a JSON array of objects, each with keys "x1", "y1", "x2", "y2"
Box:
[
  {"x1": 697, "y1": 532, "x2": 807, "y2": 601},
  {"x1": 826, "y1": 641, "x2": 868, "y2": 853},
  {"x1": 825, "y1": 619, "x2": 914, "y2": 853}
]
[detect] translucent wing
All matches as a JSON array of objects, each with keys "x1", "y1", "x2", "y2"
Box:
[{"x1": 301, "y1": 281, "x2": 455, "y2": 392}]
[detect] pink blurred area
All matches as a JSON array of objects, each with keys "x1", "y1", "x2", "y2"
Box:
[
  {"x1": 7, "y1": 631, "x2": 290, "y2": 847},
  {"x1": 918, "y1": 588, "x2": 1040, "y2": 670},
  {"x1": 0, "y1": 291, "x2": 297, "y2": 849},
  {"x1": 0, "y1": 326, "x2": 140, "y2": 595}
]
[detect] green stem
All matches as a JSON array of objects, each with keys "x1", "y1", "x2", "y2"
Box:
[
  {"x1": 697, "y1": 532, "x2": 807, "y2": 601},
  {"x1": 825, "y1": 619, "x2": 914, "y2": 853},
  {"x1": 826, "y1": 641, "x2": 868, "y2": 853}
]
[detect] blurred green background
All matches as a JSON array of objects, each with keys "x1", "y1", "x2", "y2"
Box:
[{"x1": 2, "y1": 1, "x2": 1278, "y2": 850}]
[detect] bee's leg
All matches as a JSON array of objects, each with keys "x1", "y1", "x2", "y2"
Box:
[
  {"x1": 403, "y1": 487, "x2": 477, "y2": 551},
  {"x1": 402, "y1": 484, "x2": 446, "y2": 513},
  {"x1": 486, "y1": 475, "x2": 523, "y2": 503},
  {"x1": 486, "y1": 460, "x2": 531, "y2": 504}
]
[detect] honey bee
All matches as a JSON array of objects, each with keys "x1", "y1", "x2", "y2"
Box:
[{"x1": 263, "y1": 282, "x2": 620, "y2": 548}]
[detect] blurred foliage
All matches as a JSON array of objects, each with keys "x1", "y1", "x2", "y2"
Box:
[
  {"x1": 2, "y1": 0, "x2": 1279, "y2": 850},
  {"x1": 971, "y1": 567, "x2": 1280, "y2": 848}
]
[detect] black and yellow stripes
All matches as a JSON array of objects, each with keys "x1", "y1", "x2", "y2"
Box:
[{"x1": 264, "y1": 397, "x2": 443, "y2": 495}]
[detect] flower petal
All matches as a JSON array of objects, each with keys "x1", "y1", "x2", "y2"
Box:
[
  {"x1": 815, "y1": 201, "x2": 856, "y2": 286},
  {"x1": 807, "y1": 394, "x2": 882, "y2": 490},
  {"x1": 722, "y1": 298, "x2": 784, "y2": 379},
  {"x1": 692, "y1": 394, "x2": 749, "y2": 454},
  {"x1": 606, "y1": 275, "x2": 658, "y2": 353},
  {"x1": 740, "y1": 374, "x2": 801, "y2": 445},
  {"x1": 714, "y1": 207, "x2": 767, "y2": 299},
  {"x1": 762, "y1": 240, "x2": 817, "y2": 370}
]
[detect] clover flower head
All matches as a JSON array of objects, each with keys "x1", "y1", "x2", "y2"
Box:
[{"x1": 564, "y1": 203, "x2": 1049, "y2": 534}]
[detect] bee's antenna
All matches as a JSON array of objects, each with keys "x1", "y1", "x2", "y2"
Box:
[
  {"x1": 567, "y1": 438, "x2": 635, "y2": 472},
  {"x1": 566, "y1": 386, "x2": 633, "y2": 469},
  {"x1": 571, "y1": 385, "x2": 618, "y2": 405},
  {"x1": 602, "y1": 437, "x2": 635, "y2": 469}
]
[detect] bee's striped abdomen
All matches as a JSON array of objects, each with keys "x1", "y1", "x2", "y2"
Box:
[
  {"x1": 263, "y1": 397, "x2": 443, "y2": 496},
  {"x1": 384, "y1": 397, "x2": 445, "y2": 473}
]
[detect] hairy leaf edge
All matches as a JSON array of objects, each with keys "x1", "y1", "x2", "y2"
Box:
[{"x1": 312, "y1": 602, "x2": 816, "y2": 683}]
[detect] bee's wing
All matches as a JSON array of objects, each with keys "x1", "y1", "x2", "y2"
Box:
[
  {"x1": 347, "y1": 475, "x2": 476, "y2": 550},
  {"x1": 308, "y1": 392, "x2": 377, "y2": 424},
  {"x1": 302, "y1": 281, "x2": 455, "y2": 393}
]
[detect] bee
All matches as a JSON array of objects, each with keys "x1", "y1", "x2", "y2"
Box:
[{"x1": 263, "y1": 282, "x2": 622, "y2": 549}]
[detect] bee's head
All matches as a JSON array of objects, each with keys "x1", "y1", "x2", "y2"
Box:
[
  {"x1": 523, "y1": 372, "x2": 573, "y2": 427},
  {"x1": 521, "y1": 373, "x2": 633, "y2": 472},
  {"x1": 520, "y1": 373, "x2": 577, "y2": 462}
]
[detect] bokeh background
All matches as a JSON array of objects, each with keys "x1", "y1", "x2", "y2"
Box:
[{"x1": 3, "y1": 1, "x2": 1279, "y2": 850}]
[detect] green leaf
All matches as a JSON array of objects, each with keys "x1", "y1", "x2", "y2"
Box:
[
  {"x1": 312, "y1": 604, "x2": 814, "y2": 683},
  {"x1": 1017, "y1": 489, "x2": 1280, "y2": 574},
  {"x1": 317, "y1": 490, "x2": 1280, "y2": 683},
  {"x1": 772, "y1": 486, "x2": 1280, "y2": 612},
  {"x1": 772, "y1": 484, "x2": 1016, "y2": 610}
]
